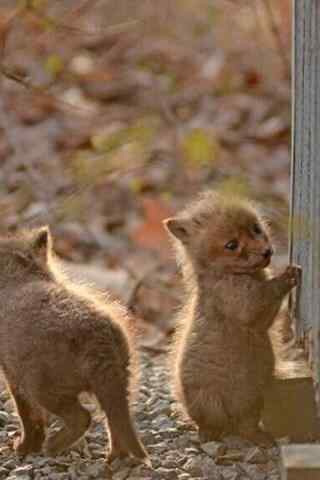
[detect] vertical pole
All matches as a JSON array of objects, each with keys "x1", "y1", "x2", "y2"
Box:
[{"x1": 290, "y1": 1, "x2": 320, "y2": 403}]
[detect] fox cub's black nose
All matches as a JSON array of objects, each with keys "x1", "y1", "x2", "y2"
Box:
[{"x1": 263, "y1": 248, "x2": 273, "y2": 259}]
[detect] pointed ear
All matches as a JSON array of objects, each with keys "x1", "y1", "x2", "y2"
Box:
[
  {"x1": 163, "y1": 217, "x2": 190, "y2": 242},
  {"x1": 31, "y1": 226, "x2": 52, "y2": 262}
]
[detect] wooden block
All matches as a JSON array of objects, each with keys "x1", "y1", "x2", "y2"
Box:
[
  {"x1": 262, "y1": 360, "x2": 320, "y2": 442},
  {"x1": 281, "y1": 445, "x2": 320, "y2": 479}
]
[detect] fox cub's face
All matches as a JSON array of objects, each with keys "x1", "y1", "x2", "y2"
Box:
[
  {"x1": 0, "y1": 226, "x2": 51, "y2": 281},
  {"x1": 164, "y1": 194, "x2": 273, "y2": 274}
]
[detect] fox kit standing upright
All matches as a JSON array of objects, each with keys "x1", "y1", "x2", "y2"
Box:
[
  {"x1": 0, "y1": 226, "x2": 148, "y2": 462},
  {"x1": 164, "y1": 191, "x2": 300, "y2": 446}
]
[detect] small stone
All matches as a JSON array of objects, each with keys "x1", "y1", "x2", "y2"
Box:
[
  {"x1": 221, "y1": 469, "x2": 241, "y2": 480},
  {"x1": 84, "y1": 461, "x2": 107, "y2": 478},
  {"x1": 52, "y1": 457, "x2": 71, "y2": 468},
  {"x1": 2, "y1": 458, "x2": 17, "y2": 470},
  {"x1": 148, "y1": 442, "x2": 167, "y2": 454},
  {"x1": 140, "y1": 429, "x2": 155, "y2": 443},
  {"x1": 223, "y1": 435, "x2": 251, "y2": 449},
  {"x1": 7, "y1": 424, "x2": 18, "y2": 432},
  {"x1": 49, "y1": 474, "x2": 69, "y2": 480},
  {"x1": 4, "y1": 398, "x2": 15, "y2": 413},
  {"x1": 183, "y1": 457, "x2": 203, "y2": 476},
  {"x1": 185, "y1": 447, "x2": 200, "y2": 455},
  {"x1": 175, "y1": 435, "x2": 193, "y2": 449},
  {"x1": 69, "y1": 450, "x2": 81, "y2": 460},
  {"x1": 223, "y1": 474, "x2": 240, "y2": 480},
  {"x1": 245, "y1": 447, "x2": 268, "y2": 464},
  {"x1": 150, "y1": 399, "x2": 171, "y2": 416},
  {"x1": 0, "y1": 410, "x2": 9, "y2": 426},
  {"x1": 178, "y1": 474, "x2": 191, "y2": 480},
  {"x1": 0, "y1": 389, "x2": 9, "y2": 401},
  {"x1": 8, "y1": 476, "x2": 31, "y2": 480},
  {"x1": 90, "y1": 448, "x2": 105, "y2": 459},
  {"x1": 41, "y1": 465, "x2": 53, "y2": 475},
  {"x1": 13, "y1": 465, "x2": 33, "y2": 476},
  {"x1": 140, "y1": 385, "x2": 150, "y2": 396},
  {"x1": 149, "y1": 456, "x2": 161, "y2": 469},
  {"x1": 110, "y1": 458, "x2": 122, "y2": 470},
  {"x1": 156, "y1": 467, "x2": 177, "y2": 479},
  {"x1": 161, "y1": 427, "x2": 179, "y2": 439},
  {"x1": 153, "y1": 433, "x2": 163, "y2": 443},
  {"x1": 129, "y1": 477, "x2": 155, "y2": 480},
  {"x1": 152, "y1": 415, "x2": 174, "y2": 430},
  {"x1": 201, "y1": 441, "x2": 227, "y2": 457},
  {"x1": 269, "y1": 446, "x2": 280, "y2": 458},
  {"x1": 162, "y1": 457, "x2": 179, "y2": 468},
  {"x1": 201, "y1": 457, "x2": 218, "y2": 476},
  {"x1": 216, "y1": 451, "x2": 244, "y2": 465},
  {"x1": 188, "y1": 433, "x2": 200, "y2": 444},
  {"x1": 112, "y1": 467, "x2": 131, "y2": 480},
  {"x1": 243, "y1": 465, "x2": 267, "y2": 480},
  {"x1": 130, "y1": 465, "x2": 154, "y2": 478},
  {"x1": 0, "y1": 467, "x2": 9, "y2": 480},
  {"x1": 86, "y1": 431, "x2": 104, "y2": 442},
  {"x1": 68, "y1": 465, "x2": 78, "y2": 480}
]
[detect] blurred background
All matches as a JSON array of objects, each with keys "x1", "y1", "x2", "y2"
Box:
[{"x1": 0, "y1": 0, "x2": 291, "y2": 349}]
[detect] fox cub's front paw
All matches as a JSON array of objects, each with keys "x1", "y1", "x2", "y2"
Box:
[{"x1": 282, "y1": 264, "x2": 302, "y2": 288}]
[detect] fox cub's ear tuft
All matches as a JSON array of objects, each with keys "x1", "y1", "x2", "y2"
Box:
[{"x1": 163, "y1": 217, "x2": 190, "y2": 242}]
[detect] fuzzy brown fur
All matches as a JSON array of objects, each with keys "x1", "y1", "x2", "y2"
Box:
[
  {"x1": 164, "y1": 191, "x2": 300, "y2": 446},
  {"x1": 0, "y1": 227, "x2": 148, "y2": 462}
]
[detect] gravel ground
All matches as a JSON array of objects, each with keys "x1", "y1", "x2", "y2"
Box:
[{"x1": 0, "y1": 353, "x2": 281, "y2": 480}]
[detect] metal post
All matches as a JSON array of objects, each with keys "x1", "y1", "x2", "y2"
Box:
[{"x1": 290, "y1": 1, "x2": 320, "y2": 402}]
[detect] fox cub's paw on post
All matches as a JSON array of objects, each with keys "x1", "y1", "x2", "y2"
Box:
[{"x1": 282, "y1": 264, "x2": 302, "y2": 288}]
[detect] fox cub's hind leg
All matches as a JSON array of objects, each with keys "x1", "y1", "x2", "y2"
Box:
[
  {"x1": 42, "y1": 394, "x2": 91, "y2": 456},
  {"x1": 11, "y1": 388, "x2": 46, "y2": 456},
  {"x1": 93, "y1": 375, "x2": 148, "y2": 462}
]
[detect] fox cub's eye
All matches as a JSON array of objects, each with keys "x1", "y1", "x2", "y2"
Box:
[
  {"x1": 225, "y1": 239, "x2": 239, "y2": 251},
  {"x1": 253, "y1": 223, "x2": 262, "y2": 235}
]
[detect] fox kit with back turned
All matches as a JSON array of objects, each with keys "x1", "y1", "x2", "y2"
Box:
[
  {"x1": 164, "y1": 191, "x2": 301, "y2": 446},
  {"x1": 0, "y1": 226, "x2": 148, "y2": 462}
]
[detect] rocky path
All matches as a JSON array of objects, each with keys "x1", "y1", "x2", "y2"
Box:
[{"x1": 0, "y1": 354, "x2": 281, "y2": 480}]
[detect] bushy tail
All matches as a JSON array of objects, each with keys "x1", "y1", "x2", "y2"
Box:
[
  {"x1": 109, "y1": 396, "x2": 148, "y2": 460},
  {"x1": 93, "y1": 375, "x2": 148, "y2": 462}
]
